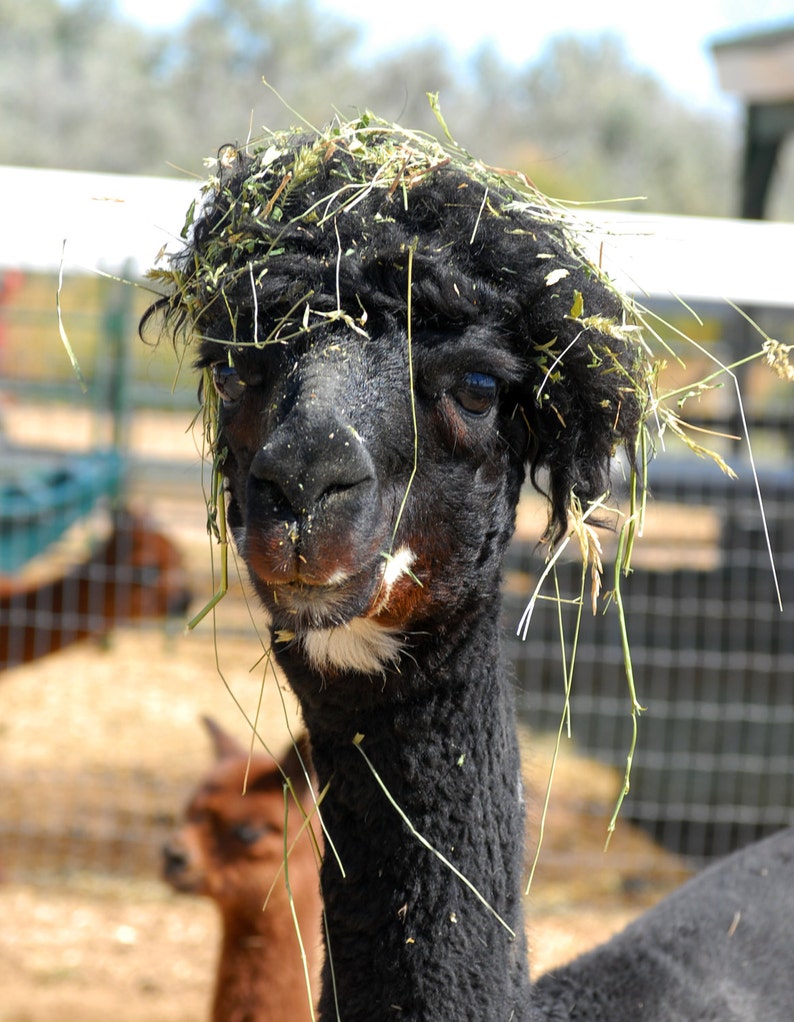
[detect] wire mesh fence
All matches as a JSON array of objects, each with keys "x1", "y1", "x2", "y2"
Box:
[
  {"x1": 507, "y1": 458, "x2": 794, "y2": 863},
  {"x1": 3, "y1": 455, "x2": 792, "y2": 888},
  {"x1": 1, "y1": 262, "x2": 793, "y2": 893}
]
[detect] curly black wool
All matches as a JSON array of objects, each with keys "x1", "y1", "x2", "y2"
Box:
[{"x1": 143, "y1": 118, "x2": 649, "y2": 538}]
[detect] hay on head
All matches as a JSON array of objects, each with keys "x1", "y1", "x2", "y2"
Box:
[{"x1": 143, "y1": 111, "x2": 655, "y2": 541}]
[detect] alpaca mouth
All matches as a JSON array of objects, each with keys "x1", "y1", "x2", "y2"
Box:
[
  {"x1": 162, "y1": 867, "x2": 201, "y2": 894},
  {"x1": 256, "y1": 544, "x2": 417, "y2": 633},
  {"x1": 262, "y1": 567, "x2": 383, "y2": 632}
]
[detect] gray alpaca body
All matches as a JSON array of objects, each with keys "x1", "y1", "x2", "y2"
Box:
[
  {"x1": 149, "y1": 125, "x2": 794, "y2": 1021},
  {"x1": 535, "y1": 825, "x2": 794, "y2": 1020}
]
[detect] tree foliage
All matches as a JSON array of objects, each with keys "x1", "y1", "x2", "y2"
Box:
[
  {"x1": 1, "y1": 0, "x2": 780, "y2": 217},
  {"x1": 516, "y1": 34, "x2": 738, "y2": 214}
]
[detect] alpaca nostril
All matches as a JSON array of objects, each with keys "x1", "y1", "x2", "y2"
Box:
[
  {"x1": 250, "y1": 462, "x2": 373, "y2": 518},
  {"x1": 162, "y1": 843, "x2": 189, "y2": 877},
  {"x1": 318, "y1": 478, "x2": 373, "y2": 506}
]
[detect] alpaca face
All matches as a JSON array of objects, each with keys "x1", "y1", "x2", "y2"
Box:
[
  {"x1": 148, "y1": 127, "x2": 648, "y2": 676},
  {"x1": 162, "y1": 722, "x2": 314, "y2": 915},
  {"x1": 163, "y1": 754, "x2": 286, "y2": 908},
  {"x1": 198, "y1": 322, "x2": 528, "y2": 673},
  {"x1": 100, "y1": 515, "x2": 192, "y2": 621}
]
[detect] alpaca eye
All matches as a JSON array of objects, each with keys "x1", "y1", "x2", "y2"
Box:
[
  {"x1": 231, "y1": 822, "x2": 269, "y2": 845},
  {"x1": 211, "y1": 363, "x2": 246, "y2": 404},
  {"x1": 453, "y1": 372, "x2": 498, "y2": 415}
]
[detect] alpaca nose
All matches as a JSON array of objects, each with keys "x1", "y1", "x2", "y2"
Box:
[
  {"x1": 250, "y1": 412, "x2": 375, "y2": 515},
  {"x1": 162, "y1": 840, "x2": 189, "y2": 880}
]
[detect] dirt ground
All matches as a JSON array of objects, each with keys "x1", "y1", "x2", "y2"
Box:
[{"x1": 0, "y1": 403, "x2": 693, "y2": 1021}]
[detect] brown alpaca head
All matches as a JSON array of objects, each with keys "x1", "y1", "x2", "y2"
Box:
[
  {"x1": 162, "y1": 717, "x2": 317, "y2": 919},
  {"x1": 0, "y1": 508, "x2": 192, "y2": 669},
  {"x1": 93, "y1": 510, "x2": 192, "y2": 623}
]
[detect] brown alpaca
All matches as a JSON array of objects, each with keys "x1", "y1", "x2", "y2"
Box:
[
  {"x1": 0, "y1": 509, "x2": 191, "y2": 669},
  {"x1": 163, "y1": 717, "x2": 322, "y2": 1022}
]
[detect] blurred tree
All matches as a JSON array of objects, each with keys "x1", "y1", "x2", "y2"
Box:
[
  {"x1": 516, "y1": 33, "x2": 741, "y2": 214},
  {"x1": 345, "y1": 40, "x2": 463, "y2": 139},
  {"x1": 2, "y1": 0, "x2": 783, "y2": 220},
  {"x1": 159, "y1": 0, "x2": 363, "y2": 173},
  {"x1": 0, "y1": 0, "x2": 171, "y2": 171}
]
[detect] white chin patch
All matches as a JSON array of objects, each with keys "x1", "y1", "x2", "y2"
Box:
[{"x1": 302, "y1": 618, "x2": 403, "y2": 675}]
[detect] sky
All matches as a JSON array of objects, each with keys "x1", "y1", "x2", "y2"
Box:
[{"x1": 116, "y1": 0, "x2": 794, "y2": 111}]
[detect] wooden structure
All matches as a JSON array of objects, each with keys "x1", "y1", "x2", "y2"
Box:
[{"x1": 711, "y1": 22, "x2": 794, "y2": 219}]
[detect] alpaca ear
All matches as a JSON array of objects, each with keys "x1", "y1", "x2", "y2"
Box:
[{"x1": 201, "y1": 715, "x2": 247, "y2": 761}]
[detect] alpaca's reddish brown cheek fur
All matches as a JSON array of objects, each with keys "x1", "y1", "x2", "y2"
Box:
[
  {"x1": 365, "y1": 553, "x2": 434, "y2": 630},
  {"x1": 362, "y1": 524, "x2": 459, "y2": 630}
]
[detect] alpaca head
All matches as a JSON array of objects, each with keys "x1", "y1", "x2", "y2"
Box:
[
  {"x1": 145, "y1": 118, "x2": 649, "y2": 680},
  {"x1": 99, "y1": 510, "x2": 192, "y2": 622},
  {"x1": 162, "y1": 717, "x2": 314, "y2": 917}
]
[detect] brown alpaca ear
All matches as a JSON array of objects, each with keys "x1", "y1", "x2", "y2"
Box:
[{"x1": 201, "y1": 715, "x2": 247, "y2": 761}]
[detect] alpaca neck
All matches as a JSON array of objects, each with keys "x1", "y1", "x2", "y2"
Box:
[
  {"x1": 213, "y1": 894, "x2": 317, "y2": 1022},
  {"x1": 284, "y1": 608, "x2": 532, "y2": 1022}
]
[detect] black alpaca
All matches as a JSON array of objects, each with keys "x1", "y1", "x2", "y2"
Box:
[{"x1": 145, "y1": 118, "x2": 794, "y2": 1021}]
